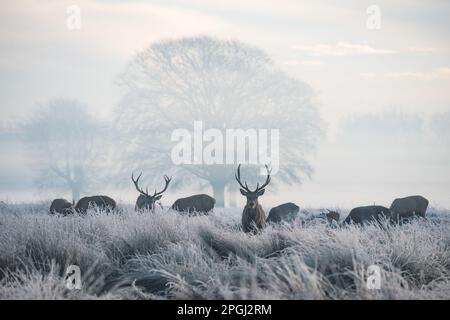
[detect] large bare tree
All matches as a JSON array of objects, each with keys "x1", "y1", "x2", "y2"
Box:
[
  {"x1": 22, "y1": 99, "x2": 106, "y2": 202},
  {"x1": 115, "y1": 37, "x2": 322, "y2": 206}
]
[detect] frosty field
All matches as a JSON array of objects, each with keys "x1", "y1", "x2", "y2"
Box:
[{"x1": 0, "y1": 202, "x2": 449, "y2": 300}]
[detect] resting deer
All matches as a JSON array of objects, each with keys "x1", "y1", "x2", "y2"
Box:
[
  {"x1": 235, "y1": 164, "x2": 271, "y2": 233},
  {"x1": 49, "y1": 198, "x2": 74, "y2": 216},
  {"x1": 171, "y1": 194, "x2": 215, "y2": 214},
  {"x1": 75, "y1": 195, "x2": 116, "y2": 214},
  {"x1": 132, "y1": 173, "x2": 172, "y2": 211}
]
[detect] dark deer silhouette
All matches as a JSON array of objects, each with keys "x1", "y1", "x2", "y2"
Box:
[
  {"x1": 325, "y1": 209, "x2": 340, "y2": 224},
  {"x1": 171, "y1": 194, "x2": 215, "y2": 214},
  {"x1": 266, "y1": 202, "x2": 299, "y2": 223},
  {"x1": 343, "y1": 205, "x2": 392, "y2": 225},
  {"x1": 390, "y1": 195, "x2": 428, "y2": 221},
  {"x1": 235, "y1": 164, "x2": 271, "y2": 233},
  {"x1": 75, "y1": 195, "x2": 116, "y2": 214},
  {"x1": 49, "y1": 198, "x2": 74, "y2": 216},
  {"x1": 132, "y1": 173, "x2": 172, "y2": 211}
]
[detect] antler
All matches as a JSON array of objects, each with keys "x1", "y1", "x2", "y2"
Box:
[
  {"x1": 153, "y1": 175, "x2": 172, "y2": 197},
  {"x1": 131, "y1": 172, "x2": 149, "y2": 196},
  {"x1": 255, "y1": 164, "x2": 271, "y2": 192},
  {"x1": 235, "y1": 164, "x2": 251, "y2": 192},
  {"x1": 235, "y1": 164, "x2": 272, "y2": 193}
]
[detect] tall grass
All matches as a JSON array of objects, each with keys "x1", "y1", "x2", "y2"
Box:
[{"x1": 0, "y1": 203, "x2": 449, "y2": 299}]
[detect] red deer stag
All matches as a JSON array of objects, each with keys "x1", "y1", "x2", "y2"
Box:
[
  {"x1": 132, "y1": 173, "x2": 172, "y2": 211},
  {"x1": 235, "y1": 164, "x2": 271, "y2": 233}
]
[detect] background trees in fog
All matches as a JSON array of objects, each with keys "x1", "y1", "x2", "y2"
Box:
[
  {"x1": 431, "y1": 111, "x2": 450, "y2": 144},
  {"x1": 339, "y1": 111, "x2": 424, "y2": 142},
  {"x1": 115, "y1": 36, "x2": 323, "y2": 206},
  {"x1": 21, "y1": 99, "x2": 107, "y2": 202}
]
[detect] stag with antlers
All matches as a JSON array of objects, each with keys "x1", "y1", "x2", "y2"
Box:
[
  {"x1": 235, "y1": 164, "x2": 272, "y2": 233},
  {"x1": 132, "y1": 173, "x2": 172, "y2": 211}
]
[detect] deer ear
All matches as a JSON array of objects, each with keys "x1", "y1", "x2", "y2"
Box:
[
  {"x1": 155, "y1": 195, "x2": 162, "y2": 201},
  {"x1": 257, "y1": 189, "x2": 265, "y2": 196},
  {"x1": 240, "y1": 188, "x2": 248, "y2": 196}
]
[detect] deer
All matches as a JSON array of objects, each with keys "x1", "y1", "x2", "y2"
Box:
[
  {"x1": 266, "y1": 202, "x2": 299, "y2": 223},
  {"x1": 75, "y1": 195, "x2": 116, "y2": 214},
  {"x1": 132, "y1": 173, "x2": 172, "y2": 211},
  {"x1": 325, "y1": 209, "x2": 340, "y2": 224},
  {"x1": 390, "y1": 195, "x2": 429, "y2": 222},
  {"x1": 235, "y1": 164, "x2": 271, "y2": 233},
  {"x1": 343, "y1": 205, "x2": 393, "y2": 225},
  {"x1": 171, "y1": 194, "x2": 215, "y2": 214},
  {"x1": 49, "y1": 198, "x2": 74, "y2": 216}
]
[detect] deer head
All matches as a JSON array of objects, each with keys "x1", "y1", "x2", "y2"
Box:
[
  {"x1": 132, "y1": 173, "x2": 172, "y2": 211},
  {"x1": 235, "y1": 164, "x2": 272, "y2": 209}
]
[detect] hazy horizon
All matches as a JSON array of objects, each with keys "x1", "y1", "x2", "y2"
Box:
[{"x1": 1, "y1": 0, "x2": 449, "y2": 208}]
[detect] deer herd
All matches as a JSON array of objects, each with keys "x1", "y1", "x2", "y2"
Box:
[{"x1": 49, "y1": 165, "x2": 430, "y2": 234}]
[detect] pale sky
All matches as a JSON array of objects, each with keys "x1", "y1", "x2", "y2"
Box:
[
  {"x1": 1, "y1": 0, "x2": 450, "y2": 123},
  {"x1": 1, "y1": 0, "x2": 449, "y2": 207}
]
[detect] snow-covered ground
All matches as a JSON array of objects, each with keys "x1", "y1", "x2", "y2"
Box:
[{"x1": 0, "y1": 202, "x2": 449, "y2": 300}]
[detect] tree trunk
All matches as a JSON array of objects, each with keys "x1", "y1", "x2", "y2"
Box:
[
  {"x1": 228, "y1": 185, "x2": 237, "y2": 207},
  {"x1": 71, "y1": 167, "x2": 83, "y2": 204},
  {"x1": 211, "y1": 181, "x2": 226, "y2": 207},
  {"x1": 71, "y1": 185, "x2": 81, "y2": 204}
]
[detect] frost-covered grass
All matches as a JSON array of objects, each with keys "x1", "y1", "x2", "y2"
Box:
[{"x1": 0, "y1": 202, "x2": 449, "y2": 300}]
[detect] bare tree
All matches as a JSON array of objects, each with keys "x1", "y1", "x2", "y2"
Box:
[
  {"x1": 22, "y1": 99, "x2": 106, "y2": 202},
  {"x1": 115, "y1": 36, "x2": 323, "y2": 206}
]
